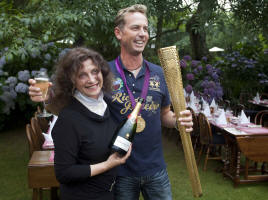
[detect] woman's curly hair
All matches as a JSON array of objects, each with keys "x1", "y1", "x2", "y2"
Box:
[{"x1": 49, "y1": 47, "x2": 113, "y2": 114}]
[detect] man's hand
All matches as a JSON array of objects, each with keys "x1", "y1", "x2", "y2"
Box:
[
  {"x1": 178, "y1": 110, "x2": 193, "y2": 133},
  {"x1": 28, "y1": 79, "x2": 52, "y2": 102}
]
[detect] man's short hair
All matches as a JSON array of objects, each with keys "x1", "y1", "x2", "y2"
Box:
[{"x1": 115, "y1": 4, "x2": 147, "y2": 29}]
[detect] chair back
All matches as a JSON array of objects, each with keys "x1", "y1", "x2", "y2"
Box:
[
  {"x1": 234, "y1": 103, "x2": 245, "y2": 116},
  {"x1": 30, "y1": 117, "x2": 45, "y2": 150},
  {"x1": 260, "y1": 111, "x2": 268, "y2": 127},
  {"x1": 237, "y1": 136, "x2": 268, "y2": 162},
  {"x1": 198, "y1": 113, "x2": 212, "y2": 145},
  {"x1": 254, "y1": 110, "x2": 268, "y2": 125},
  {"x1": 26, "y1": 124, "x2": 35, "y2": 157}
]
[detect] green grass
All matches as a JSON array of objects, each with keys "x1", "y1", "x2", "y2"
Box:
[{"x1": 0, "y1": 127, "x2": 268, "y2": 200}]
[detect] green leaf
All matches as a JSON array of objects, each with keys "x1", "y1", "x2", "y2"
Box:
[{"x1": 6, "y1": 53, "x2": 13, "y2": 62}]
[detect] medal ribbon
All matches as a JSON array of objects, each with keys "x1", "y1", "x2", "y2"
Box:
[{"x1": 115, "y1": 56, "x2": 150, "y2": 110}]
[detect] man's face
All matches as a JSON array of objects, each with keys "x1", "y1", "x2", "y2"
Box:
[{"x1": 115, "y1": 12, "x2": 149, "y2": 56}]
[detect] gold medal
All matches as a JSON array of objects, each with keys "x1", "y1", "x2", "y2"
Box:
[{"x1": 136, "y1": 115, "x2": 146, "y2": 133}]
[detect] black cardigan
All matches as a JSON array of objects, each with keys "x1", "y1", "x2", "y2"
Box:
[{"x1": 52, "y1": 97, "x2": 117, "y2": 200}]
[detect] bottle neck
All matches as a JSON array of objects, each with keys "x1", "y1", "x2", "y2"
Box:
[{"x1": 129, "y1": 102, "x2": 142, "y2": 119}]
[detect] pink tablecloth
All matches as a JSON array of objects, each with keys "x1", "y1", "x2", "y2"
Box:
[
  {"x1": 236, "y1": 127, "x2": 268, "y2": 135},
  {"x1": 42, "y1": 140, "x2": 54, "y2": 150},
  {"x1": 49, "y1": 151, "x2": 54, "y2": 162}
]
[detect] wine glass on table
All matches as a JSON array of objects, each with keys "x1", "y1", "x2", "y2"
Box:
[{"x1": 34, "y1": 71, "x2": 52, "y2": 118}]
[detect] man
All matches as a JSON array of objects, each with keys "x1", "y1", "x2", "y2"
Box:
[{"x1": 29, "y1": 4, "x2": 193, "y2": 200}]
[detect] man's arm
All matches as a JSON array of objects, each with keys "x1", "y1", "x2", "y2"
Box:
[{"x1": 160, "y1": 105, "x2": 193, "y2": 133}]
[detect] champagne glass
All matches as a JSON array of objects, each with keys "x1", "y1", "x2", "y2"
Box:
[{"x1": 34, "y1": 71, "x2": 52, "y2": 118}]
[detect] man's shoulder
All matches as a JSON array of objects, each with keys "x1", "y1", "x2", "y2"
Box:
[{"x1": 145, "y1": 60, "x2": 164, "y2": 74}]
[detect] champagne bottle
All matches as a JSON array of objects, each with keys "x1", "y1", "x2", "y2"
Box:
[{"x1": 111, "y1": 98, "x2": 144, "y2": 156}]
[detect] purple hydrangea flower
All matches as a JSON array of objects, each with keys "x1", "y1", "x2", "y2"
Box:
[
  {"x1": 264, "y1": 49, "x2": 268, "y2": 54},
  {"x1": 202, "y1": 56, "x2": 207, "y2": 62},
  {"x1": 183, "y1": 55, "x2": 192, "y2": 61},
  {"x1": 231, "y1": 63, "x2": 237, "y2": 68},
  {"x1": 5, "y1": 76, "x2": 18, "y2": 87},
  {"x1": 193, "y1": 68, "x2": 198, "y2": 74},
  {"x1": 0, "y1": 56, "x2": 6, "y2": 68},
  {"x1": 31, "y1": 70, "x2": 39, "y2": 77},
  {"x1": 59, "y1": 48, "x2": 71, "y2": 58},
  {"x1": 197, "y1": 65, "x2": 203, "y2": 71},
  {"x1": 2, "y1": 85, "x2": 9, "y2": 91},
  {"x1": 186, "y1": 73, "x2": 195, "y2": 81},
  {"x1": 185, "y1": 84, "x2": 193, "y2": 93},
  {"x1": 212, "y1": 72, "x2": 219, "y2": 80},
  {"x1": 18, "y1": 70, "x2": 30, "y2": 82},
  {"x1": 191, "y1": 60, "x2": 200, "y2": 67},
  {"x1": 0, "y1": 69, "x2": 4, "y2": 76},
  {"x1": 208, "y1": 81, "x2": 216, "y2": 88},
  {"x1": 201, "y1": 80, "x2": 209, "y2": 88},
  {"x1": 206, "y1": 64, "x2": 212, "y2": 71},
  {"x1": 40, "y1": 68, "x2": 47, "y2": 72},
  {"x1": 0, "y1": 91, "x2": 16, "y2": 114},
  {"x1": 204, "y1": 76, "x2": 209, "y2": 81},
  {"x1": 41, "y1": 44, "x2": 48, "y2": 52},
  {"x1": 44, "y1": 53, "x2": 52, "y2": 61},
  {"x1": 9, "y1": 89, "x2": 17, "y2": 99},
  {"x1": 180, "y1": 59, "x2": 187, "y2": 68},
  {"x1": 47, "y1": 42, "x2": 54, "y2": 47},
  {"x1": 15, "y1": 83, "x2": 29, "y2": 93}
]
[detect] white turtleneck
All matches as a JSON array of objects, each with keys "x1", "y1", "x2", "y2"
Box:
[{"x1": 74, "y1": 90, "x2": 107, "y2": 116}]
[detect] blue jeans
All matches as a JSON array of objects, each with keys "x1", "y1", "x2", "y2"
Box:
[{"x1": 114, "y1": 169, "x2": 172, "y2": 200}]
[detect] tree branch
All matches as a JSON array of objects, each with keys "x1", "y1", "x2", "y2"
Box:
[{"x1": 149, "y1": 19, "x2": 184, "y2": 41}]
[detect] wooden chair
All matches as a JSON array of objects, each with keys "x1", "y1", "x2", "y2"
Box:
[
  {"x1": 260, "y1": 93, "x2": 268, "y2": 100},
  {"x1": 197, "y1": 113, "x2": 225, "y2": 171},
  {"x1": 26, "y1": 124, "x2": 35, "y2": 157},
  {"x1": 27, "y1": 118, "x2": 59, "y2": 200},
  {"x1": 254, "y1": 110, "x2": 268, "y2": 125},
  {"x1": 187, "y1": 107, "x2": 199, "y2": 150},
  {"x1": 31, "y1": 117, "x2": 45, "y2": 150},
  {"x1": 237, "y1": 136, "x2": 268, "y2": 182},
  {"x1": 34, "y1": 107, "x2": 51, "y2": 133},
  {"x1": 234, "y1": 103, "x2": 245, "y2": 117}
]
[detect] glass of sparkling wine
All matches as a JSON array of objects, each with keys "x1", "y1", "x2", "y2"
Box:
[{"x1": 34, "y1": 71, "x2": 52, "y2": 118}]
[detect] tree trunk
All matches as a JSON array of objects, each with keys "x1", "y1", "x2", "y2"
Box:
[
  {"x1": 155, "y1": 14, "x2": 163, "y2": 52},
  {"x1": 186, "y1": 1, "x2": 214, "y2": 59},
  {"x1": 186, "y1": 15, "x2": 208, "y2": 60}
]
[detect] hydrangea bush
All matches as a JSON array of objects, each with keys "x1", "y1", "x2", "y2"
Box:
[
  {"x1": 180, "y1": 55, "x2": 223, "y2": 103},
  {"x1": 213, "y1": 48, "x2": 268, "y2": 102},
  {"x1": 0, "y1": 41, "x2": 70, "y2": 130}
]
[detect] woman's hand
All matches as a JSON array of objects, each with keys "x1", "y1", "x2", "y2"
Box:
[
  {"x1": 106, "y1": 145, "x2": 132, "y2": 168},
  {"x1": 28, "y1": 78, "x2": 52, "y2": 102},
  {"x1": 90, "y1": 145, "x2": 132, "y2": 177}
]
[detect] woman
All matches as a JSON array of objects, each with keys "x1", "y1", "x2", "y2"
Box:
[{"x1": 51, "y1": 47, "x2": 131, "y2": 200}]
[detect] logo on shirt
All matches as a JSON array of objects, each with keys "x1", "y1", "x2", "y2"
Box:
[
  {"x1": 112, "y1": 78, "x2": 124, "y2": 92},
  {"x1": 149, "y1": 75, "x2": 161, "y2": 92}
]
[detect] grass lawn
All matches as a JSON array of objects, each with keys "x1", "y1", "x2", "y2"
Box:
[{"x1": 0, "y1": 126, "x2": 268, "y2": 200}]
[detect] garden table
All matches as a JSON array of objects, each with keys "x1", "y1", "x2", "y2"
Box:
[
  {"x1": 248, "y1": 99, "x2": 268, "y2": 108},
  {"x1": 28, "y1": 150, "x2": 59, "y2": 200},
  {"x1": 209, "y1": 119, "x2": 268, "y2": 186}
]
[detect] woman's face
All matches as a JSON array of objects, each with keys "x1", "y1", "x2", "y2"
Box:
[{"x1": 74, "y1": 59, "x2": 103, "y2": 99}]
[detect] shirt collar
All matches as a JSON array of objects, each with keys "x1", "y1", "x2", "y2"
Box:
[{"x1": 118, "y1": 56, "x2": 153, "y2": 76}]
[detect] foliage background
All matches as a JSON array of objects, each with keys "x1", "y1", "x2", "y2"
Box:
[{"x1": 0, "y1": 0, "x2": 267, "y2": 130}]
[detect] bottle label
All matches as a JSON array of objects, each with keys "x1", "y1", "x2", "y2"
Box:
[{"x1": 113, "y1": 136, "x2": 131, "y2": 152}]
